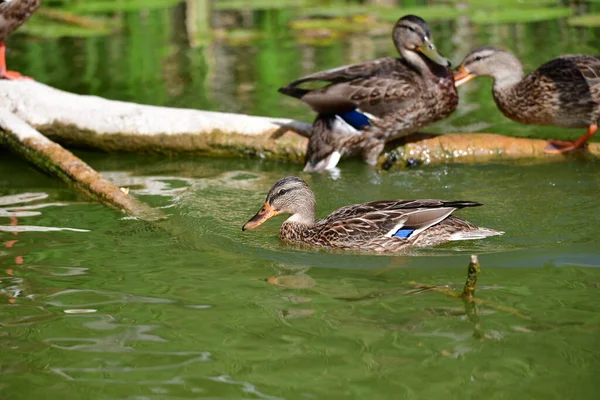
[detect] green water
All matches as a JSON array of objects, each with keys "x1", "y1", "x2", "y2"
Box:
[{"x1": 2, "y1": 1, "x2": 600, "y2": 399}]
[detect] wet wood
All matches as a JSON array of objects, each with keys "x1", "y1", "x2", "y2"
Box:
[
  {"x1": 0, "y1": 80, "x2": 598, "y2": 171},
  {"x1": 381, "y1": 132, "x2": 600, "y2": 169},
  {"x1": 408, "y1": 254, "x2": 531, "y2": 320},
  {"x1": 0, "y1": 109, "x2": 163, "y2": 221},
  {"x1": 0, "y1": 80, "x2": 311, "y2": 162},
  {"x1": 462, "y1": 254, "x2": 480, "y2": 302}
]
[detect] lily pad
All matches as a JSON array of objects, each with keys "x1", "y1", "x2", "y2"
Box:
[
  {"x1": 214, "y1": 0, "x2": 306, "y2": 11},
  {"x1": 64, "y1": 0, "x2": 182, "y2": 14},
  {"x1": 302, "y1": 5, "x2": 463, "y2": 22},
  {"x1": 290, "y1": 16, "x2": 377, "y2": 33},
  {"x1": 21, "y1": 17, "x2": 112, "y2": 38},
  {"x1": 465, "y1": 0, "x2": 561, "y2": 7},
  {"x1": 470, "y1": 7, "x2": 572, "y2": 25},
  {"x1": 568, "y1": 13, "x2": 600, "y2": 27}
]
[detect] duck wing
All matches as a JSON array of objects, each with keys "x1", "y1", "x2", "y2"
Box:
[
  {"x1": 572, "y1": 55, "x2": 600, "y2": 103},
  {"x1": 315, "y1": 200, "x2": 482, "y2": 240},
  {"x1": 0, "y1": 0, "x2": 41, "y2": 42},
  {"x1": 279, "y1": 57, "x2": 420, "y2": 116},
  {"x1": 281, "y1": 57, "x2": 400, "y2": 88},
  {"x1": 536, "y1": 55, "x2": 600, "y2": 105}
]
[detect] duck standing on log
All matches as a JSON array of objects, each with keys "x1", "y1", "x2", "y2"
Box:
[
  {"x1": 454, "y1": 46, "x2": 600, "y2": 154},
  {"x1": 278, "y1": 15, "x2": 458, "y2": 172},
  {"x1": 0, "y1": 0, "x2": 42, "y2": 80}
]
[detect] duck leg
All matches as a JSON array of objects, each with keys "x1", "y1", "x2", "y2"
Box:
[
  {"x1": 545, "y1": 124, "x2": 597, "y2": 154},
  {"x1": 0, "y1": 42, "x2": 32, "y2": 80}
]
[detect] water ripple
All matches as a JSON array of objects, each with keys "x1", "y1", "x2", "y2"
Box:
[{"x1": 45, "y1": 289, "x2": 176, "y2": 307}]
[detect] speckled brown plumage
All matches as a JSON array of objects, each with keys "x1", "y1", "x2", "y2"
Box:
[
  {"x1": 279, "y1": 15, "x2": 459, "y2": 171},
  {"x1": 0, "y1": 0, "x2": 41, "y2": 79},
  {"x1": 243, "y1": 177, "x2": 502, "y2": 253},
  {"x1": 493, "y1": 55, "x2": 600, "y2": 128},
  {"x1": 0, "y1": 0, "x2": 41, "y2": 42},
  {"x1": 456, "y1": 47, "x2": 600, "y2": 153},
  {"x1": 277, "y1": 201, "x2": 496, "y2": 252}
]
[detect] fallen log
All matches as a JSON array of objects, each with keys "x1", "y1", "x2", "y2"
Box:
[
  {"x1": 0, "y1": 80, "x2": 312, "y2": 163},
  {"x1": 2, "y1": 80, "x2": 599, "y2": 169},
  {"x1": 0, "y1": 109, "x2": 163, "y2": 221},
  {"x1": 380, "y1": 132, "x2": 600, "y2": 169}
]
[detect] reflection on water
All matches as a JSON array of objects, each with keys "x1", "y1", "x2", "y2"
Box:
[{"x1": 2, "y1": 154, "x2": 599, "y2": 399}]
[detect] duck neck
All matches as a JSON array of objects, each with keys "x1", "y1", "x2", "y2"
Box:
[
  {"x1": 285, "y1": 207, "x2": 315, "y2": 227},
  {"x1": 400, "y1": 48, "x2": 445, "y2": 78},
  {"x1": 491, "y1": 57, "x2": 525, "y2": 93},
  {"x1": 280, "y1": 205, "x2": 316, "y2": 243}
]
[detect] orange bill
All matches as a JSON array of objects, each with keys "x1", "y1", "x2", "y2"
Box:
[
  {"x1": 453, "y1": 65, "x2": 475, "y2": 87},
  {"x1": 242, "y1": 202, "x2": 279, "y2": 231}
]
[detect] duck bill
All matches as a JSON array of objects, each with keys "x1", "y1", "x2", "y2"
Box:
[
  {"x1": 417, "y1": 37, "x2": 451, "y2": 67},
  {"x1": 242, "y1": 202, "x2": 279, "y2": 231},
  {"x1": 453, "y1": 65, "x2": 475, "y2": 87}
]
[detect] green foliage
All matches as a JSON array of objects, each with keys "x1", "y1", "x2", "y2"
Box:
[
  {"x1": 470, "y1": 7, "x2": 573, "y2": 25},
  {"x1": 214, "y1": 0, "x2": 307, "y2": 11},
  {"x1": 569, "y1": 13, "x2": 600, "y2": 27},
  {"x1": 62, "y1": 0, "x2": 183, "y2": 14}
]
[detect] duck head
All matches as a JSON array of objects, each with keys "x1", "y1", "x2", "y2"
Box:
[
  {"x1": 242, "y1": 177, "x2": 317, "y2": 231},
  {"x1": 393, "y1": 15, "x2": 451, "y2": 68},
  {"x1": 454, "y1": 46, "x2": 524, "y2": 89}
]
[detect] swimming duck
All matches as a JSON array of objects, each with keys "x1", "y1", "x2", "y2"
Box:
[
  {"x1": 454, "y1": 46, "x2": 600, "y2": 153},
  {"x1": 278, "y1": 15, "x2": 458, "y2": 171},
  {"x1": 0, "y1": 0, "x2": 42, "y2": 80},
  {"x1": 242, "y1": 176, "x2": 502, "y2": 252}
]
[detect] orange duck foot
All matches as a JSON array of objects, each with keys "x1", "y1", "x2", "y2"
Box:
[
  {"x1": 0, "y1": 42, "x2": 33, "y2": 80},
  {"x1": 544, "y1": 125, "x2": 597, "y2": 154},
  {"x1": 544, "y1": 139, "x2": 588, "y2": 154},
  {"x1": 0, "y1": 69, "x2": 32, "y2": 80}
]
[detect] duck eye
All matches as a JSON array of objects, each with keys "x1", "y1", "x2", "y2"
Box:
[
  {"x1": 278, "y1": 189, "x2": 287, "y2": 196},
  {"x1": 474, "y1": 55, "x2": 483, "y2": 61}
]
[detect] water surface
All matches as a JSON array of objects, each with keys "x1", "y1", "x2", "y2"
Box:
[{"x1": 2, "y1": 1, "x2": 600, "y2": 399}]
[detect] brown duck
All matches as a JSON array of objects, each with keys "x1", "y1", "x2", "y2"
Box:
[
  {"x1": 0, "y1": 0, "x2": 42, "y2": 80},
  {"x1": 278, "y1": 15, "x2": 458, "y2": 171},
  {"x1": 242, "y1": 176, "x2": 502, "y2": 252},
  {"x1": 454, "y1": 46, "x2": 600, "y2": 153}
]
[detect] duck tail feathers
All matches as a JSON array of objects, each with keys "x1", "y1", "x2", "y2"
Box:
[
  {"x1": 278, "y1": 86, "x2": 309, "y2": 99},
  {"x1": 450, "y1": 228, "x2": 504, "y2": 241}
]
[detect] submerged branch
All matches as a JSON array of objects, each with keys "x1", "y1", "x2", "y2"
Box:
[
  {"x1": 0, "y1": 109, "x2": 163, "y2": 221},
  {"x1": 462, "y1": 254, "x2": 480, "y2": 302},
  {"x1": 408, "y1": 254, "x2": 531, "y2": 320},
  {"x1": 381, "y1": 133, "x2": 600, "y2": 168}
]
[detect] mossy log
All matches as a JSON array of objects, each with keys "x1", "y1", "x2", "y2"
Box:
[
  {"x1": 0, "y1": 80, "x2": 311, "y2": 163},
  {"x1": 0, "y1": 109, "x2": 163, "y2": 221},
  {"x1": 2, "y1": 80, "x2": 598, "y2": 216},
  {"x1": 2, "y1": 80, "x2": 599, "y2": 169},
  {"x1": 380, "y1": 132, "x2": 600, "y2": 169}
]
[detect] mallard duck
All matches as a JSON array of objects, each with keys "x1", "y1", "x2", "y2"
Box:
[
  {"x1": 0, "y1": 0, "x2": 42, "y2": 80},
  {"x1": 454, "y1": 46, "x2": 600, "y2": 154},
  {"x1": 242, "y1": 176, "x2": 502, "y2": 252},
  {"x1": 278, "y1": 15, "x2": 458, "y2": 172}
]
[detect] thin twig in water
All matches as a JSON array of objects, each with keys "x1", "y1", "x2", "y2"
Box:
[{"x1": 409, "y1": 254, "x2": 531, "y2": 320}]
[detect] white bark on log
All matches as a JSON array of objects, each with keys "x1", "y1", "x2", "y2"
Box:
[
  {"x1": 1, "y1": 80, "x2": 598, "y2": 170},
  {"x1": 0, "y1": 80, "x2": 311, "y2": 136},
  {"x1": 0, "y1": 80, "x2": 312, "y2": 161},
  {"x1": 0, "y1": 108, "x2": 164, "y2": 221}
]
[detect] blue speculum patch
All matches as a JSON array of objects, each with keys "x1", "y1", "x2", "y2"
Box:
[
  {"x1": 338, "y1": 110, "x2": 371, "y2": 130},
  {"x1": 393, "y1": 228, "x2": 414, "y2": 239}
]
